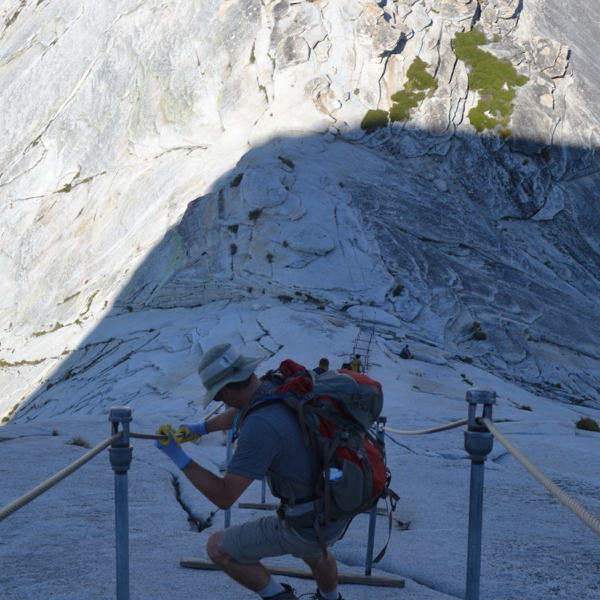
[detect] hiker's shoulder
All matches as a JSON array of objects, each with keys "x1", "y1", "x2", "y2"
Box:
[{"x1": 245, "y1": 384, "x2": 294, "y2": 418}]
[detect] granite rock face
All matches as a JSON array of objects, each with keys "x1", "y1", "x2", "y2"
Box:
[{"x1": 1, "y1": 0, "x2": 599, "y2": 421}]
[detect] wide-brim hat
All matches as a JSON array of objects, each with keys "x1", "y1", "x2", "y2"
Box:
[{"x1": 198, "y1": 343, "x2": 263, "y2": 408}]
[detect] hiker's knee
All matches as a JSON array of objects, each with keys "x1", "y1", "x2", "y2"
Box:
[
  {"x1": 206, "y1": 529, "x2": 228, "y2": 562},
  {"x1": 303, "y1": 549, "x2": 334, "y2": 569}
]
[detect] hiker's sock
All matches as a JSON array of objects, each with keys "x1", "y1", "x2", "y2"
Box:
[
  {"x1": 318, "y1": 587, "x2": 341, "y2": 600},
  {"x1": 258, "y1": 577, "x2": 286, "y2": 598}
]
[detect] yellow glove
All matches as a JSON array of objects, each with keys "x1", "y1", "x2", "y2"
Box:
[
  {"x1": 155, "y1": 423, "x2": 176, "y2": 446},
  {"x1": 175, "y1": 421, "x2": 208, "y2": 443},
  {"x1": 154, "y1": 424, "x2": 191, "y2": 470}
]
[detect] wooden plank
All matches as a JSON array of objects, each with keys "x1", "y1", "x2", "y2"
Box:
[{"x1": 180, "y1": 558, "x2": 405, "y2": 588}]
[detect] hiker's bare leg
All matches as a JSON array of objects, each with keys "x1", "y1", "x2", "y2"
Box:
[
  {"x1": 302, "y1": 550, "x2": 339, "y2": 592},
  {"x1": 207, "y1": 530, "x2": 270, "y2": 591}
]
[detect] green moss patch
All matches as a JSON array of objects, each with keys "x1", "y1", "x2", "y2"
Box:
[
  {"x1": 576, "y1": 416, "x2": 600, "y2": 432},
  {"x1": 390, "y1": 57, "x2": 437, "y2": 123},
  {"x1": 360, "y1": 57, "x2": 438, "y2": 129},
  {"x1": 453, "y1": 29, "x2": 528, "y2": 134},
  {"x1": 360, "y1": 109, "x2": 389, "y2": 132}
]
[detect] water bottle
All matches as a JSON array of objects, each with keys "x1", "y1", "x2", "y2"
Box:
[{"x1": 328, "y1": 467, "x2": 343, "y2": 482}]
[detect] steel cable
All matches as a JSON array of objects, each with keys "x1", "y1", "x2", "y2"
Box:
[
  {"x1": 384, "y1": 418, "x2": 468, "y2": 435},
  {"x1": 0, "y1": 432, "x2": 123, "y2": 523},
  {"x1": 131, "y1": 401, "x2": 225, "y2": 441},
  {"x1": 481, "y1": 417, "x2": 600, "y2": 538},
  {"x1": 130, "y1": 432, "x2": 164, "y2": 440},
  {"x1": 8, "y1": 404, "x2": 597, "y2": 544},
  {"x1": 0, "y1": 402, "x2": 226, "y2": 522}
]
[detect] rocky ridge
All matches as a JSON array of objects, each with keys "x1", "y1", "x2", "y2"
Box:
[{"x1": 1, "y1": 0, "x2": 599, "y2": 421}]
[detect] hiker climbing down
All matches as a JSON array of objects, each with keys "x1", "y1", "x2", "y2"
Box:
[
  {"x1": 399, "y1": 345, "x2": 412, "y2": 359},
  {"x1": 312, "y1": 357, "x2": 329, "y2": 375},
  {"x1": 351, "y1": 354, "x2": 362, "y2": 373},
  {"x1": 154, "y1": 343, "x2": 374, "y2": 600}
]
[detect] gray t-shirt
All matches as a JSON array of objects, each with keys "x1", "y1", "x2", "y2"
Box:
[
  {"x1": 227, "y1": 383, "x2": 315, "y2": 504},
  {"x1": 226, "y1": 382, "x2": 349, "y2": 542}
]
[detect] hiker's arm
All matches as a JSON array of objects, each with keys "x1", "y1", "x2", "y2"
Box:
[
  {"x1": 205, "y1": 407, "x2": 239, "y2": 433},
  {"x1": 182, "y1": 462, "x2": 252, "y2": 510},
  {"x1": 176, "y1": 407, "x2": 239, "y2": 442},
  {"x1": 154, "y1": 427, "x2": 251, "y2": 508}
]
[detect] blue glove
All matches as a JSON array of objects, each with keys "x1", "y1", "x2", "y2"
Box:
[
  {"x1": 176, "y1": 421, "x2": 208, "y2": 443},
  {"x1": 154, "y1": 424, "x2": 192, "y2": 470}
]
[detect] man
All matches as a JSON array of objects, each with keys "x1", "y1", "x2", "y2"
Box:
[
  {"x1": 399, "y1": 344, "x2": 412, "y2": 359},
  {"x1": 350, "y1": 354, "x2": 361, "y2": 373},
  {"x1": 155, "y1": 343, "x2": 346, "y2": 600},
  {"x1": 312, "y1": 357, "x2": 329, "y2": 375}
]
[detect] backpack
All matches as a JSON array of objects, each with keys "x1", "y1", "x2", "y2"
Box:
[{"x1": 237, "y1": 359, "x2": 398, "y2": 558}]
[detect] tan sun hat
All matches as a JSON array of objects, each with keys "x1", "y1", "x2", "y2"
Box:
[{"x1": 198, "y1": 343, "x2": 263, "y2": 408}]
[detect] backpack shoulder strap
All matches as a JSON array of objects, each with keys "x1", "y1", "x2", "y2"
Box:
[{"x1": 231, "y1": 391, "x2": 294, "y2": 442}]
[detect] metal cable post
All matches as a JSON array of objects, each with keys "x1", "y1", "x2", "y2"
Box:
[
  {"x1": 464, "y1": 389, "x2": 495, "y2": 600},
  {"x1": 365, "y1": 415, "x2": 386, "y2": 576},
  {"x1": 109, "y1": 407, "x2": 133, "y2": 600},
  {"x1": 224, "y1": 432, "x2": 233, "y2": 529}
]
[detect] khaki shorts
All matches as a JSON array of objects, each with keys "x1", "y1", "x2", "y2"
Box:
[{"x1": 222, "y1": 516, "x2": 346, "y2": 564}]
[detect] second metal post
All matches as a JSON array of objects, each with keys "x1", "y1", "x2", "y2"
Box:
[
  {"x1": 365, "y1": 415, "x2": 386, "y2": 576},
  {"x1": 109, "y1": 407, "x2": 133, "y2": 600},
  {"x1": 464, "y1": 389, "x2": 495, "y2": 600}
]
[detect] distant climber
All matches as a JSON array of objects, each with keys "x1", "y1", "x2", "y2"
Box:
[
  {"x1": 399, "y1": 345, "x2": 412, "y2": 359},
  {"x1": 351, "y1": 354, "x2": 362, "y2": 373},
  {"x1": 313, "y1": 357, "x2": 329, "y2": 375}
]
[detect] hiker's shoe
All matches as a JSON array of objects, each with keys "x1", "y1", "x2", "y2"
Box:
[
  {"x1": 266, "y1": 583, "x2": 298, "y2": 600},
  {"x1": 308, "y1": 591, "x2": 344, "y2": 600}
]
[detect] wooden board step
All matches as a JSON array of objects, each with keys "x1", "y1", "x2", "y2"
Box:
[{"x1": 180, "y1": 558, "x2": 405, "y2": 588}]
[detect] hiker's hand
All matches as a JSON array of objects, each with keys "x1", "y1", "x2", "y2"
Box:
[
  {"x1": 176, "y1": 421, "x2": 208, "y2": 443},
  {"x1": 155, "y1": 423, "x2": 174, "y2": 446},
  {"x1": 154, "y1": 424, "x2": 191, "y2": 470}
]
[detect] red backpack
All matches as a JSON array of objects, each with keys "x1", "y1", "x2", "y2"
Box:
[{"x1": 237, "y1": 359, "x2": 398, "y2": 557}]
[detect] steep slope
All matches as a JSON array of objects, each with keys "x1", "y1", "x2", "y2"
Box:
[{"x1": 1, "y1": 0, "x2": 599, "y2": 421}]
